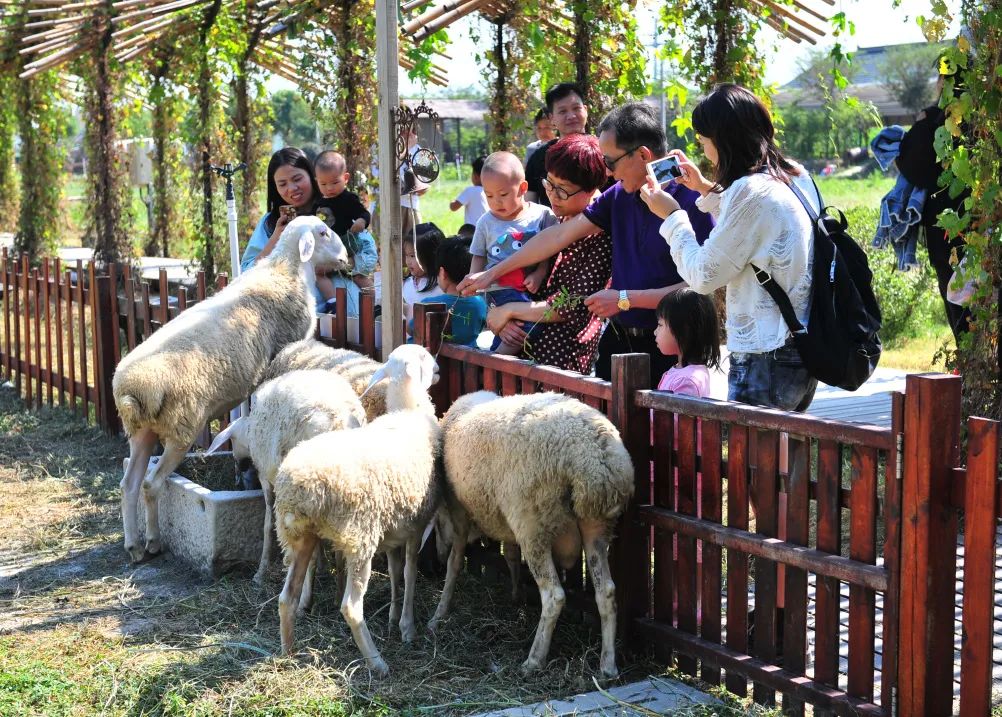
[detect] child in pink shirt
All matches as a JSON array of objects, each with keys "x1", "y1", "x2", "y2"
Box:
[{"x1": 654, "y1": 289, "x2": 720, "y2": 396}]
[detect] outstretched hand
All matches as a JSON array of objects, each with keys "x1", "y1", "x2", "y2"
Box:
[
  {"x1": 639, "y1": 177, "x2": 681, "y2": 220},
  {"x1": 457, "y1": 271, "x2": 492, "y2": 296}
]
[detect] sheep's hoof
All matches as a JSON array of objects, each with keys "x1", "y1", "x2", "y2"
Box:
[
  {"x1": 144, "y1": 539, "x2": 162, "y2": 557},
  {"x1": 125, "y1": 543, "x2": 146, "y2": 564},
  {"x1": 599, "y1": 662, "x2": 619, "y2": 680},
  {"x1": 399, "y1": 621, "x2": 416, "y2": 643},
  {"x1": 519, "y1": 657, "x2": 543, "y2": 675},
  {"x1": 368, "y1": 658, "x2": 390, "y2": 678},
  {"x1": 252, "y1": 571, "x2": 267, "y2": 587}
]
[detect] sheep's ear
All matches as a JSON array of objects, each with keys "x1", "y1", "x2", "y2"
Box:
[
  {"x1": 360, "y1": 365, "x2": 387, "y2": 399},
  {"x1": 205, "y1": 417, "x2": 245, "y2": 456},
  {"x1": 406, "y1": 358, "x2": 436, "y2": 390},
  {"x1": 299, "y1": 232, "x2": 315, "y2": 263}
]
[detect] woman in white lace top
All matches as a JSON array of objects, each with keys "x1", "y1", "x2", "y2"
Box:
[{"x1": 641, "y1": 83, "x2": 820, "y2": 411}]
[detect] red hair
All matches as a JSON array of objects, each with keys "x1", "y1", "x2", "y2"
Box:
[{"x1": 544, "y1": 134, "x2": 607, "y2": 191}]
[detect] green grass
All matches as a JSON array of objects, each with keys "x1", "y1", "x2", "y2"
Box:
[{"x1": 814, "y1": 173, "x2": 895, "y2": 211}]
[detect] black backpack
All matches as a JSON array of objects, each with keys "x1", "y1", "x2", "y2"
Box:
[{"x1": 751, "y1": 178, "x2": 882, "y2": 391}]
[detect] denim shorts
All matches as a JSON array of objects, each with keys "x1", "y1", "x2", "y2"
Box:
[{"x1": 728, "y1": 340, "x2": 818, "y2": 412}]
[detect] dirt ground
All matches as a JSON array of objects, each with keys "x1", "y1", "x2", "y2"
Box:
[{"x1": 2, "y1": 385, "x2": 725, "y2": 717}]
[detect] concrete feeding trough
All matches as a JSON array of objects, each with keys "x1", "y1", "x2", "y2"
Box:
[{"x1": 136, "y1": 452, "x2": 264, "y2": 578}]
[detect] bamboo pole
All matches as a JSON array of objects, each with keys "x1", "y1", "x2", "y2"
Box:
[
  {"x1": 21, "y1": 43, "x2": 92, "y2": 77},
  {"x1": 403, "y1": 0, "x2": 480, "y2": 34},
  {"x1": 113, "y1": 0, "x2": 210, "y2": 24},
  {"x1": 410, "y1": 0, "x2": 492, "y2": 41}
]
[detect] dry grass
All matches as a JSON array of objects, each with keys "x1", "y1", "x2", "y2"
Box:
[{"x1": 2, "y1": 384, "x2": 787, "y2": 716}]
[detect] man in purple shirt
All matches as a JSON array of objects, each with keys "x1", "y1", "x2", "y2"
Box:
[{"x1": 459, "y1": 102, "x2": 714, "y2": 385}]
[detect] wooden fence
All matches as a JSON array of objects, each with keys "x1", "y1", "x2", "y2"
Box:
[{"x1": 1, "y1": 254, "x2": 1000, "y2": 716}]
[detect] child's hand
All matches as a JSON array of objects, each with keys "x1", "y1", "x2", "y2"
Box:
[
  {"x1": 458, "y1": 270, "x2": 492, "y2": 296},
  {"x1": 486, "y1": 305, "x2": 511, "y2": 333},
  {"x1": 523, "y1": 266, "x2": 547, "y2": 295},
  {"x1": 350, "y1": 218, "x2": 366, "y2": 234},
  {"x1": 639, "y1": 177, "x2": 681, "y2": 220}
]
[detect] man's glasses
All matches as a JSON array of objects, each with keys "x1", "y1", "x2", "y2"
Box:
[
  {"x1": 542, "y1": 177, "x2": 586, "y2": 201},
  {"x1": 604, "y1": 145, "x2": 642, "y2": 171}
]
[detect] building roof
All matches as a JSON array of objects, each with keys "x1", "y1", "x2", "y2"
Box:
[
  {"x1": 401, "y1": 98, "x2": 488, "y2": 122},
  {"x1": 775, "y1": 41, "x2": 945, "y2": 121}
]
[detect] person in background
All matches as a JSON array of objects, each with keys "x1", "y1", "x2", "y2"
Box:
[
  {"x1": 460, "y1": 102, "x2": 713, "y2": 386},
  {"x1": 415, "y1": 237, "x2": 487, "y2": 348},
  {"x1": 895, "y1": 66, "x2": 972, "y2": 343},
  {"x1": 654, "y1": 289, "x2": 720, "y2": 398},
  {"x1": 524, "y1": 107, "x2": 556, "y2": 167},
  {"x1": 242, "y1": 147, "x2": 320, "y2": 273},
  {"x1": 449, "y1": 155, "x2": 489, "y2": 228},
  {"x1": 400, "y1": 127, "x2": 427, "y2": 239},
  {"x1": 524, "y1": 83, "x2": 590, "y2": 207},
  {"x1": 457, "y1": 223, "x2": 476, "y2": 241},
  {"x1": 312, "y1": 150, "x2": 377, "y2": 310},
  {"x1": 469, "y1": 151, "x2": 558, "y2": 355},
  {"x1": 402, "y1": 222, "x2": 446, "y2": 332}
]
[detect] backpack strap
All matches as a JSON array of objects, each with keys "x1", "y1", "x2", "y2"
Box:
[
  {"x1": 749, "y1": 263, "x2": 807, "y2": 335},
  {"x1": 749, "y1": 174, "x2": 824, "y2": 337}
]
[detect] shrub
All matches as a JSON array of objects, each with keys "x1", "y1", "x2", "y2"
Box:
[{"x1": 844, "y1": 206, "x2": 944, "y2": 347}]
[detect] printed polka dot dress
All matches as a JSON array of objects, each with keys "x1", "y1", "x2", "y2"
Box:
[{"x1": 520, "y1": 230, "x2": 612, "y2": 374}]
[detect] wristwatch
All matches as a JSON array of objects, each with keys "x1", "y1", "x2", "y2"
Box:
[{"x1": 617, "y1": 289, "x2": 631, "y2": 312}]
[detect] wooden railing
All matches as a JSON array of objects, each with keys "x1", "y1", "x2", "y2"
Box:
[{"x1": 2, "y1": 257, "x2": 1000, "y2": 717}]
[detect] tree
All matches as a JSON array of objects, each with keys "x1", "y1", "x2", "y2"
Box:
[
  {"x1": 879, "y1": 43, "x2": 942, "y2": 114},
  {"x1": 270, "y1": 90, "x2": 316, "y2": 148}
]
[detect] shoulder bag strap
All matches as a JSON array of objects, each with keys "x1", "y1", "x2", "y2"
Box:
[{"x1": 750, "y1": 173, "x2": 823, "y2": 336}]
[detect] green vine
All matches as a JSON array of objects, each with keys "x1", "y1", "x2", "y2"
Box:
[
  {"x1": 929, "y1": 5, "x2": 1001, "y2": 419},
  {"x1": 0, "y1": 25, "x2": 20, "y2": 234}
]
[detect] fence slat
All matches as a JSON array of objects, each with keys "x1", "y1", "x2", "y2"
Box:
[
  {"x1": 781, "y1": 436, "x2": 810, "y2": 717},
  {"x1": 1, "y1": 252, "x2": 8, "y2": 382},
  {"x1": 958, "y1": 417, "x2": 1000, "y2": 717},
  {"x1": 700, "y1": 419, "x2": 723, "y2": 686},
  {"x1": 879, "y1": 392, "x2": 904, "y2": 713},
  {"x1": 725, "y1": 423, "x2": 750, "y2": 697},
  {"x1": 652, "y1": 409, "x2": 674, "y2": 664},
  {"x1": 898, "y1": 374, "x2": 962, "y2": 717},
  {"x1": 12, "y1": 259, "x2": 21, "y2": 398},
  {"x1": 124, "y1": 264, "x2": 137, "y2": 351},
  {"x1": 108, "y1": 262, "x2": 120, "y2": 367},
  {"x1": 65, "y1": 270, "x2": 76, "y2": 414},
  {"x1": 752, "y1": 429, "x2": 779, "y2": 706},
  {"x1": 21, "y1": 257, "x2": 30, "y2": 404},
  {"x1": 88, "y1": 262, "x2": 98, "y2": 418},
  {"x1": 32, "y1": 268, "x2": 42, "y2": 408},
  {"x1": 76, "y1": 260, "x2": 88, "y2": 419},
  {"x1": 813, "y1": 439, "x2": 842, "y2": 716},
  {"x1": 42, "y1": 261, "x2": 52, "y2": 407},
  {"x1": 847, "y1": 445, "x2": 878, "y2": 702},
  {"x1": 53, "y1": 260, "x2": 64, "y2": 407},
  {"x1": 676, "y1": 412, "x2": 698, "y2": 676}
]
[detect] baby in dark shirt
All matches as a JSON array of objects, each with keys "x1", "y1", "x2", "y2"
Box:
[{"x1": 313, "y1": 150, "x2": 375, "y2": 301}]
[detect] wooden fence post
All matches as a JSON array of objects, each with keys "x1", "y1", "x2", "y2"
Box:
[
  {"x1": 897, "y1": 373, "x2": 962, "y2": 716},
  {"x1": 610, "y1": 352, "x2": 651, "y2": 652},
  {"x1": 93, "y1": 276, "x2": 121, "y2": 435},
  {"x1": 414, "y1": 302, "x2": 448, "y2": 415}
]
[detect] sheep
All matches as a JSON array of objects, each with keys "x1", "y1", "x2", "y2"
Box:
[
  {"x1": 261, "y1": 338, "x2": 387, "y2": 421},
  {"x1": 429, "y1": 391, "x2": 634, "y2": 679},
  {"x1": 203, "y1": 369, "x2": 366, "y2": 594},
  {"x1": 113, "y1": 215, "x2": 349, "y2": 563},
  {"x1": 272, "y1": 344, "x2": 441, "y2": 676}
]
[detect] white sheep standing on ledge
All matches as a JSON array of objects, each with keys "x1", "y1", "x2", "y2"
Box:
[
  {"x1": 272, "y1": 344, "x2": 441, "y2": 677},
  {"x1": 113, "y1": 216, "x2": 349, "y2": 563},
  {"x1": 430, "y1": 391, "x2": 634, "y2": 679},
  {"x1": 261, "y1": 338, "x2": 387, "y2": 421},
  {"x1": 204, "y1": 368, "x2": 366, "y2": 590}
]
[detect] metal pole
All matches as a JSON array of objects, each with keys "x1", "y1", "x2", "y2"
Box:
[{"x1": 376, "y1": 0, "x2": 404, "y2": 358}]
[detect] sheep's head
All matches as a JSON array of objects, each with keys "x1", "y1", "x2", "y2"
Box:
[
  {"x1": 284, "y1": 215, "x2": 350, "y2": 272},
  {"x1": 362, "y1": 345, "x2": 439, "y2": 411},
  {"x1": 203, "y1": 417, "x2": 260, "y2": 490}
]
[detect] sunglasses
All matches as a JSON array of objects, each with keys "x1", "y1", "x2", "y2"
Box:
[{"x1": 604, "y1": 145, "x2": 642, "y2": 171}]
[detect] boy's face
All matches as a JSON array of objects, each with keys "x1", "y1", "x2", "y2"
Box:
[
  {"x1": 316, "y1": 169, "x2": 349, "y2": 199},
  {"x1": 471, "y1": 171, "x2": 482, "y2": 187},
  {"x1": 481, "y1": 171, "x2": 527, "y2": 221},
  {"x1": 535, "y1": 118, "x2": 556, "y2": 142}
]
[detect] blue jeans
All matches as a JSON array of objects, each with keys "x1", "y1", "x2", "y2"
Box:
[
  {"x1": 728, "y1": 340, "x2": 817, "y2": 412},
  {"x1": 486, "y1": 287, "x2": 538, "y2": 351}
]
